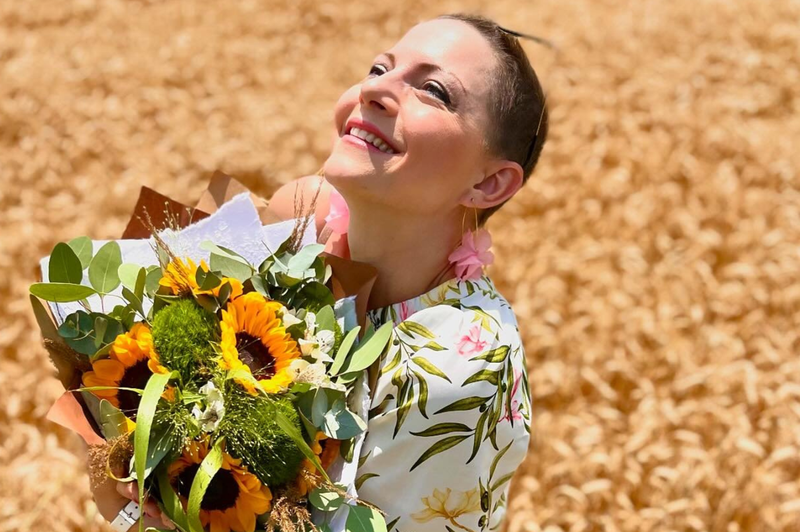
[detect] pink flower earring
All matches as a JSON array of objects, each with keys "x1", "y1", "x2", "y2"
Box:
[{"x1": 447, "y1": 200, "x2": 494, "y2": 281}]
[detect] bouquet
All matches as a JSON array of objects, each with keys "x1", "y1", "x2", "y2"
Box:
[{"x1": 30, "y1": 173, "x2": 388, "y2": 532}]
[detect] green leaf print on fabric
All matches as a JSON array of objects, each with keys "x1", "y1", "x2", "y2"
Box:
[
  {"x1": 410, "y1": 434, "x2": 471, "y2": 471},
  {"x1": 462, "y1": 369, "x2": 500, "y2": 387},
  {"x1": 381, "y1": 321, "x2": 455, "y2": 436},
  {"x1": 356, "y1": 275, "x2": 532, "y2": 532},
  {"x1": 468, "y1": 345, "x2": 509, "y2": 363},
  {"x1": 397, "y1": 320, "x2": 437, "y2": 339},
  {"x1": 355, "y1": 472, "x2": 380, "y2": 491},
  {"x1": 410, "y1": 422, "x2": 472, "y2": 437},
  {"x1": 411, "y1": 369, "x2": 430, "y2": 418},
  {"x1": 410, "y1": 338, "x2": 522, "y2": 470},
  {"x1": 475, "y1": 440, "x2": 516, "y2": 531},
  {"x1": 412, "y1": 356, "x2": 451, "y2": 382},
  {"x1": 434, "y1": 396, "x2": 491, "y2": 414}
]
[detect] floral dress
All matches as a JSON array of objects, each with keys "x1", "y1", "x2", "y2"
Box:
[{"x1": 354, "y1": 274, "x2": 532, "y2": 532}]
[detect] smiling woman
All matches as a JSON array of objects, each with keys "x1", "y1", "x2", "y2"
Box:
[
  {"x1": 97, "y1": 11, "x2": 549, "y2": 532},
  {"x1": 265, "y1": 11, "x2": 550, "y2": 532}
]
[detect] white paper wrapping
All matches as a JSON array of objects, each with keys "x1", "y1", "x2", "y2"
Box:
[{"x1": 39, "y1": 192, "x2": 316, "y2": 325}]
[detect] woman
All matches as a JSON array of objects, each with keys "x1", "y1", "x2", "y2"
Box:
[{"x1": 105, "y1": 12, "x2": 548, "y2": 532}]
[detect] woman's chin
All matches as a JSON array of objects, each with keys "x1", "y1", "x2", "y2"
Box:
[{"x1": 322, "y1": 153, "x2": 384, "y2": 186}]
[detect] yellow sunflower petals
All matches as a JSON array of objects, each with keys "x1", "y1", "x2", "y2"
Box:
[
  {"x1": 236, "y1": 373, "x2": 259, "y2": 396},
  {"x1": 232, "y1": 504, "x2": 255, "y2": 532},
  {"x1": 246, "y1": 496, "x2": 271, "y2": 516},
  {"x1": 208, "y1": 512, "x2": 227, "y2": 532},
  {"x1": 91, "y1": 359, "x2": 125, "y2": 381},
  {"x1": 81, "y1": 373, "x2": 118, "y2": 397},
  {"x1": 233, "y1": 470, "x2": 261, "y2": 492},
  {"x1": 147, "y1": 357, "x2": 168, "y2": 375}
]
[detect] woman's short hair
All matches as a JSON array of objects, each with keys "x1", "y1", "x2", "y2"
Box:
[{"x1": 437, "y1": 13, "x2": 549, "y2": 224}]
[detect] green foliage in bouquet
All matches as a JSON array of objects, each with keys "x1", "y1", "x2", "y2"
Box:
[
  {"x1": 249, "y1": 241, "x2": 334, "y2": 312},
  {"x1": 151, "y1": 298, "x2": 219, "y2": 381},
  {"x1": 217, "y1": 384, "x2": 305, "y2": 487},
  {"x1": 153, "y1": 390, "x2": 203, "y2": 453},
  {"x1": 31, "y1": 229, "x2": 396, "y2": 532}
]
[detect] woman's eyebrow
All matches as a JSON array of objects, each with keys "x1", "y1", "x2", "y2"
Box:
[{"x1": 379, "y1": 52, "x2": 467, "y2": 95}]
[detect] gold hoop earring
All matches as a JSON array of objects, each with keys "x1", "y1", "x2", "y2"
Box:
[{"x1": 460, "y1": 199, "x2": 479, "y2": 235}]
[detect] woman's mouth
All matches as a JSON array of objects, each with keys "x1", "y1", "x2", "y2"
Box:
[{"x1": 343, "y1": 127, "x2": 399, "y2": 155}]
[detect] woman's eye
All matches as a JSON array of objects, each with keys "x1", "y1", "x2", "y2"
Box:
[
  {"x1": 423, "y1": 81, "x2": 451, "y2": 105},
  {"x1": 367, "y1": 63, "x2": 452, "y2": 107},
  {"x1": 368, "y1": 64, "x2": 387, "y2": 76}
]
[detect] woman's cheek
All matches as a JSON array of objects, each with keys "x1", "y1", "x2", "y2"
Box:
[{"x1": 332, "y1": 85, "x2": 360, "y2": 132}]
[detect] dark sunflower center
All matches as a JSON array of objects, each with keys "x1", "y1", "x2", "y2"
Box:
[
  {"x1": 235, "y1": 332, "x2": 277, "y2": 379},
  {"x1": 174, "y1": 464, "x2": 240, "y2": 511},
  {"x1": 117, "y1": 358, "x2": 153, "y2": 417}
]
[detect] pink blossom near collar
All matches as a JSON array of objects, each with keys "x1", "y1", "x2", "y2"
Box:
[
  {"x1": 456, "y1": 323, "x2": 489, "y2": 356},
  {"x1": 447, "y1": 228, "x2": 494, "y2": 281},
  {"x1": 398, "y1": 300, "x2": 412, "y2": 321},
  {"x1": 324, "y1": 187, "x2": 350, "y2": 235}
]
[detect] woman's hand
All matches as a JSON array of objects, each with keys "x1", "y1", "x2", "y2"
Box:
[
  {"x1": 89, "y1": 470, "x2": 175, "y2": 531},
  {"x1": 116, "y1": 481, "x2": 176, "y2": 530}
]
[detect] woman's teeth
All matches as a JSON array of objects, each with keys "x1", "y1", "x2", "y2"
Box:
[{"x1": 349, "y1": 127, "x2": 396, "y2": 154}]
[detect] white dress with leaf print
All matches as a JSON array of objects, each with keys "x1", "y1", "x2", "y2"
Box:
[{"x1": 355, "y1": 274, "x2": 532, "y2": 532}]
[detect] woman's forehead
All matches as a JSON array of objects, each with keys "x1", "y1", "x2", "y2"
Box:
[{"x1": 386, "y1": 19, "x2": 495, "y2": 95}]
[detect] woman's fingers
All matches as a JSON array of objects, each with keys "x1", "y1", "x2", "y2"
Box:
[
  {"x1": 114, "y1": 480, "x2": 174, "y2": 530},
  {"x1": 142, "y1": 498, "x2": 162, "y2": 518},
  {"x1": 116, "y1": 480, "x2": 138, "y2": 501},
  {"x1": 160, "y1": 512, "x2": 177, "y2": 530},
  {"x1": 115, "y1": 481, "x2": 166, "y2": 521}
]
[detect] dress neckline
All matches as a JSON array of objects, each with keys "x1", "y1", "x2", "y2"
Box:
[{"x1": 365, "y1": 274, "x2": 496, "y2": 328}]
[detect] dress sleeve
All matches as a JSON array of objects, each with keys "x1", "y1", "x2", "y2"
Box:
[{"x1": 355, "y1": 302, "x2": 532, "y2": 532}]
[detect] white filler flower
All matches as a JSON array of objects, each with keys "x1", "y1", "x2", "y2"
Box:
[{"x1": 192, "y1": 381, "x2": 225, "y2": 432}]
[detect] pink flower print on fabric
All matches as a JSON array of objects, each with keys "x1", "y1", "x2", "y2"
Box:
[
  {"x1": 456, "y1": 323, "x2": 488, "y2": 357},
  {"x1": 447, "y1": 228, "x2": 494, "y2": 281},
  {"x1": 399, "y1": 300, "x2": 413, "y2": 322},
  {"x1": 501, "y1": 368, "x2": 524, "y2": 423},
  {"x1": 324, "y1": 186, "x2": 350, "y2": 235}
]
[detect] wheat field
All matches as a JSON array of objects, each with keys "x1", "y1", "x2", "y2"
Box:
[{"x1": 1, "y1": 0, "x2": 799, "y2": 530}]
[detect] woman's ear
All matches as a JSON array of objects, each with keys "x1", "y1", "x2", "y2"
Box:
[{"x1": 462, "y1": 160, "x2": 524, "y2": 209}]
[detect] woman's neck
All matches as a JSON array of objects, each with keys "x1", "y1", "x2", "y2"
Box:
[{"x1": 346, "y1": 206, "x2": 460, "y2": 310}]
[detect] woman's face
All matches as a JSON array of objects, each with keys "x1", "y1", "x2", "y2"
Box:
[{"x1": 323, "y1": 18, "x2": 499, "y2": 218}]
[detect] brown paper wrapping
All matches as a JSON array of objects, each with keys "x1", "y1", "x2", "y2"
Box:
[
  {"x1": 42, "y1": 170, "x2": 377, "y2": 444},
  {"x1": 47, "y1": 392, "x2": 105, "y2": 446},
  {"x1": 122, "y1": 184, "x2": 210, "y2": 239}
]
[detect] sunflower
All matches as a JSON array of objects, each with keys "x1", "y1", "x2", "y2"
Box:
[
  {"x1": 294, "y1": 432, "x2": 328, "y2": 497},
  {"x1": 218, "y1": 292, "x2": 301, "y2": 395},
  {"x1": 169, "y1": 439, "x2": 272, "y2": 532},
  {"x1": 159, "y1": 256, "x2": 244, "y2": 300},
  {"x1": 82, "y1": 322, "x2": 168, "y2": 415}
]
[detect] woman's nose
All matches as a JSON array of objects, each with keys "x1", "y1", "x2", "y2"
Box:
[{"x1": 358, "y1": 75, "x2": 400, "y2": 114}]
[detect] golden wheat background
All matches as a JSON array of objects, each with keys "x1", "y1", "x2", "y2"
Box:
[{"x1": 2, "y1": 0, "x2": 799, "y2": 530}]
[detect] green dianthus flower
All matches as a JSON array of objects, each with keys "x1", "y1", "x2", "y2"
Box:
[{"x1": 150, "y1": 298, "x2": 219, "y2": 380}]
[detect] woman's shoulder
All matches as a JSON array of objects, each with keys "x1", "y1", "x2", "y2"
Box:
[{"x1": 267, "y1": 174, "x2": 333, "y2": 235}]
